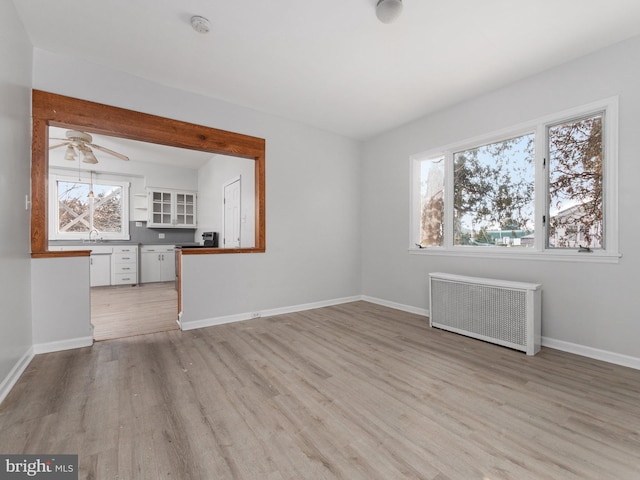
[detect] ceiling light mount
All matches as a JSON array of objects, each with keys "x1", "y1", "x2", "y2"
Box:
[
  {"x1": 191, "y1": 15, "x2": 211, "y2": 34},
  {"x1": 376, "y1": 0, "x2": 403, "y2": 24}
]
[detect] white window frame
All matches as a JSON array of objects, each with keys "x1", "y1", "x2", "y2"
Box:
[
  {"x1": 410, "y1": 97, "x2": 619, "y2": 263},
  {"x1": 49, "y1": 174, "x2": 130, "y2": 241}
]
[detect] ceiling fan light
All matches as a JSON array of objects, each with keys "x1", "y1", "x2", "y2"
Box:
[
  {"x1": 82, "y1": 148, "x2": 98, "y2": 164},
  {"x1": 64, "y1": 144, "x2": 76, "y2": 161},
  {"x1": 376, "y1": 0, "x2": 403, "y2": 24}
]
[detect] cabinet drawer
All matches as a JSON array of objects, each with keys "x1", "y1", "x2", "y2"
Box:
[
  {"x1": 113, "y1": 253, "x2": 137, "y2": 264},
  {"x1": 112, "y1": 273, "x2": 137, "y2": 285},
  {"x1": 113, "y1": 246, "x2": 137, "y2": 254},
  {"x1": 141, "y1": 245, "x2": 175, "y2": 253},
  {"x1": 113, "y1": 264, "x2": 137, "y2": 274}
]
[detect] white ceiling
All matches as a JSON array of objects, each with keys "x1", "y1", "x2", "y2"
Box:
[{"x1": 13, "y1": 0, "x2": 640, "y2": 140}]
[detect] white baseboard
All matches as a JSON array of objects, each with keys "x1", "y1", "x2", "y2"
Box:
[
  {"x1": 0, "y1": 347, "x2": 34, "y2": 406},
  {"x1": 360, "y1": 296, "x2": 640, "y2": 371},
  {"x1": 32, "y1": 336, "x2": 93, "y2": 355},
  {"x1": 542, "y1": 336, "x2": 640, "y2": 370},
  {"x1": 181, "y1": 296, "x2": 362, "y2": 331},
  {"x1": 361, "y1": 295, "x2": 429, "y2": 317}
]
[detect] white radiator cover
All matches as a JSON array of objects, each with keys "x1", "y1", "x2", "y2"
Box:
[{"x1": 429, "y1": 273, "x2": 542, "y2": 355}]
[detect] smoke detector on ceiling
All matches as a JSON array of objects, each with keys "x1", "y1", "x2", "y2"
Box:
[{"x1": 191, "y1": 16, "x2": 211, "y2": 34}]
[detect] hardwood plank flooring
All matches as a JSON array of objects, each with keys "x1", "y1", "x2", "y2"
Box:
[
  {"x1": 2, "y1": 301, "x2": 640, "y2": 479},
  {"x1": 91, "y1": 282, "x2": 179, "y2": 341}
]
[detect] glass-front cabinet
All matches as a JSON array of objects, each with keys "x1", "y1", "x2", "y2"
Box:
[
  {"x1": 147, "y1": 188, "x2": 197, "y2": 228},
  {"x1": 175, "y1": 192, "x2": 196, "y2": 227}
]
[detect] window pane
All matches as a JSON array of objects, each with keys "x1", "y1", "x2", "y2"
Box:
[
  {"x1": 453, "y1": 134, "x2": 535, "y2": 247},
  {"x1": 548, "y1": 113, "x2": 603, "y2": 249},
  {"x1": 57, "y1": 181, "x2": 90, "y2": 233},
  {"x1": 93, "y1": 184, "x2": 123, "y2": 233},
  {"x1": 419, "y1": 156, "x2": 444, "y2": 247}
]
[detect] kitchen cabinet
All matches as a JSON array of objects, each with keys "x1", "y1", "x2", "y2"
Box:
[
  {"x1": 90, "y1": 254, "x2": 111, "y2": 287},
  {"x1": 49, "y1": 244, "x2": 138, "y2": 287},
  {"x1": 111, "y1": 246, "x2": 138, "y2": 285},
  {"x1": 140, "y1": 245, "x2": 176, "y2": 283},
  {"x1": 147, "y1": 189, "x2": 197, "y2": 228},
  {"x1": 132, "y1": 193, "x2": 148, "y2": 222}
]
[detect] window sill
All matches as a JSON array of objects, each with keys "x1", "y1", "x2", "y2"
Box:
[{"x1": 408, "y1": 247, "x2": 621, "y2": 264}]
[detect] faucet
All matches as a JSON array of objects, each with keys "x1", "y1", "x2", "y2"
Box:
[{"x1": 88, "y1": 228, "x2": 100, "y2": 243}]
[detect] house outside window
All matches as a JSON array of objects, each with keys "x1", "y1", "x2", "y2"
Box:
[
  {"x1": 547, "y1": 113, "x2": 604, "y2": 250},
  {"x1": 410, "y1": 98, "x2": 618, "y2": 262},
  {"x1": 49, "y1": 174, "x2": 130, "y2": 240}
]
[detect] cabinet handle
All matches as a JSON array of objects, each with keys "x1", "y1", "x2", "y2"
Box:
[
  {"x1": 122, "y1": 257, "x2": 130, "y2": 260},
  {"x1": 161, "y1": 254, "x2": 165, "y2": 261},
  {"x1": 122, "y1": 267, "x2": 130, "y2": 271},
  {"x1": 158, "y1": 254, "x2": 161, "y2": 261}
]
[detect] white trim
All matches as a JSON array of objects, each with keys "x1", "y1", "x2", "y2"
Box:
[
  {"x1": 408, "y1": 247, "x2": 621, "y2": 264},
  {"x1": 542, "y1": 336, "x2": 640, "y2": 371},
  {"x1": 0, "y1": 347, "x2": 34, "y2": 406},
  {"x1": 49, "y1": 173, "x2": 131, "y2": 241},
  {"x1": 181, "y1": 296, "x2": 362, "y2": 331},
  {"x1": 32, "y1": 336, "x2": 93, "y2": 355},
  {"x1": 361, "y1": 295, "x2": 429, "y2": 317}
]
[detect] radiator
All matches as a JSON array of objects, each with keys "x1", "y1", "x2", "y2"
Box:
[{"x1": 429, "y1": 273, "x2": 542, "y2": 355}]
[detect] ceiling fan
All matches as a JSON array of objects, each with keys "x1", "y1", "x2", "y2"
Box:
[{"x1": 49, "y1": 130, "x2": 129, "y2": 164}]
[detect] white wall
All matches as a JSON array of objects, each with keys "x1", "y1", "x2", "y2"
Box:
[
  {"x1": 361, "y1": 35, "x2": 640, "y2": 361},
  {"x1": 196, "y1": 154, "x2": 255, "y2": 248},
  {"x1": 31, "y1": 257, "x2": 92, "y2": 351},
  {"x1": 0, "y1": 0, "x2": 33, "y2": 401},
  {"x1": 32, "y1": 48, "x2": 362, "y2": 330}
]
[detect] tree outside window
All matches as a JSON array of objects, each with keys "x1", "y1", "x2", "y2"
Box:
[
  {"x1": 51, "y1": 175, "x2": 129, "y2": 240},
  {"x1": 548, "y1": 113, "x2": 603, "y2": 249},
  {"x1": 453, "y1": 133, "x2": 535, "y2": 247},
  {"x1": 412, "y1": 100, "x2": 614, "y2": 257}
]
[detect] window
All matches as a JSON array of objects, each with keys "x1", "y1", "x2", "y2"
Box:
[
  {"x1": 453, "y1": 133, "x2": 535, "y2": 247},
  {"x1": 547, "y1": 113, "x2": 604, "y2": 249},
  {"x1": 49, "y1": 174, "x2": 130, "y2": 240},
  {"x1": 410, "y1": 98, "x2": 618, "y2": 261},
  {"x1": 418, "y1": 156, "x2": 444, "y2": 247}
]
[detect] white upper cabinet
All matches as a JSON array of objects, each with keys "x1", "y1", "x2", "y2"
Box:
[{"x1": 147, "y1": 188, "x2": 197, "y2": 228}]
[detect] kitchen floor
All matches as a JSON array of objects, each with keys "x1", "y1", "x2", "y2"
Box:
[{"x1": 90, "y1": 282, "x2": 179, "y2": 341}]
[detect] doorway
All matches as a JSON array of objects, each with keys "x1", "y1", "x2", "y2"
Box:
[
  {"x1": 91, "y1": 282, "x2": 178, "y2": 340},
  {"x1": 223, "y1": 177, "x2": 242, "y2": 248}
]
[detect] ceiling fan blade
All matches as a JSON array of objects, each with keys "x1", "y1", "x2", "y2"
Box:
[
  {"x1": 90, "y1": 144, "x2": 130, "y2": 161},
  {"x1": 48, "y1": 142, "x2": 71, "y2": 150}
]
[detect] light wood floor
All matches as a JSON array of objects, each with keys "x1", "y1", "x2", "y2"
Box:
[
  {"x1": 91, "y1": 282, "x2": 179, "y2": 341},
  {"x1": 2, "y1": 302, "x2": 640, "y2": 479}
]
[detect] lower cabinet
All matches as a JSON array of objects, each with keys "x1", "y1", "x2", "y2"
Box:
[
  {"x1": 90, "y1": 254, "x2": 111, "y2": 287},
  {"x1": 111, "y1": 246, "x2": 138, "y2": 285},
  {"x1": 50, "y1": 244, "x2": 139, "y2": 287},
  {"x1": 140, "y1": 246, "x2": 176, "y2": 283}
]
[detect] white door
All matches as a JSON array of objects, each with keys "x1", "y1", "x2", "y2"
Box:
[
  {"x1": 90, "y1": 254, "x2": 111, "y2": 287},
  {"x1": 160, "y1": 250, "x2": 176, "y2": 282},
  {"x1": 140, "y1": 251, "x2": 160, "y2": 283},
  {"x1": 223, "y1": 178, "x2": 241, "y2": 248}
]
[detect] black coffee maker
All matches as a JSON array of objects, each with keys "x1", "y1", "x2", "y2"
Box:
[{"x1": 202, "y1": 232, "x2": 219, "y2": 247}]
